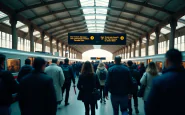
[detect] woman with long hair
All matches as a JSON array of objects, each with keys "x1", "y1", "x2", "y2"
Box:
[
  {"x1": 77, "y1": 61, "x2": 100, "y2": 115},
  {"x1": 96, "y1": 62, "x2": 108, "y2": 104},
  {"x1": 140, "y1": 62, "x2": 159, "y2": 112}
]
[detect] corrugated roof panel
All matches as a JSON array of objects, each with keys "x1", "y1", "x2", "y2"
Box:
[
  {"x1": 125, "y1": 3, "x2": 141, "y2": 12},
  {"x1": 155, "y1": 11, "x2": 169, "y2": 20},
  {"x1": 121, "y1": 12, "x2": 135, "y2": 19},
  {"x1": 55, "y1": 12, "x2": 70, "y2": 18},
  {"x1": 20, "y1": 10, "x2": 36, "y2": 18},
  {"x1": 110, "y1": 0, "x2": 125, "y2": 8},
  {"x1": 140, "y1": 7, "x2": 158, "y2": 17},
  {"x1": 48, "y1": 3, "x2": 65, "y2": 11},
  {"x1": 42, "y1": 15, "x2": 56, "y2": 22},
  {"x1": 118, "y1": 18, "x2": 130, "y2": 24},
  {"x1": 64, "y1": 0, "x2": 79, "y2": 8},
  {"x1": 32, "y1": 7, "x2": 49, "y2": 15},
  {"x1": 135, "y1": 15, "x2": 149, "y2": 23},
  {"x1": 149, "y1": 0, "x2": 170, "y2": 7}
]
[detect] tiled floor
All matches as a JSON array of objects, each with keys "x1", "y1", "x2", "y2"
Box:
[{"x1": 11, "y1": 85, "x2": 145, "y2": 115}]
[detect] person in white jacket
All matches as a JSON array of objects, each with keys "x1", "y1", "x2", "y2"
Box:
[{"x1": 45, "y1": 58, "x2": 65, "y2": 108}]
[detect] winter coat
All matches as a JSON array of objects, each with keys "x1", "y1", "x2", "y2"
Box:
[{"x1": 45, "y1": 63, "x2": 65, "y2": 102}]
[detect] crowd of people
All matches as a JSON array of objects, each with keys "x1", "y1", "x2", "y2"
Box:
[{"x1": 0, "y1": 49, "x2": 185, "y2": 115}]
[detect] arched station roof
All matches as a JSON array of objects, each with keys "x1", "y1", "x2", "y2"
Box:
[{"x1": 0, "y1": 0, "x2": 185, "y2": 53}]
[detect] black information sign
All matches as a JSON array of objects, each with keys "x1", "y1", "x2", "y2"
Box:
[
  {"x1": 91, "y1": 57, "x2": 106, "y2": 60},
  {"x1": 68, "y1": 33, "x2": 126, "y2": 45}
]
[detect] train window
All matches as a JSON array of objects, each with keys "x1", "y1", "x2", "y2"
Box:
[
  {"x1": 156, "y1": 61, "x2": 162, "y2": 72},
  {"x1": 147, "y1": 59, "x2": 152, "y2": 64},
  {"x1": 7, "y1": 59, "x2": 21, "y2": 73},
  {"x1": 182, "y1": 62, "x2": 185, "y2": 68}
]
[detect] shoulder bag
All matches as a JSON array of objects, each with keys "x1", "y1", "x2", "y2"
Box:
[
  {"x1": 92, "y1": 74, "x2": 101, "y2": 101},
  {"x1": 138, "y1": 73, "x2": 147, "y2": 97}
]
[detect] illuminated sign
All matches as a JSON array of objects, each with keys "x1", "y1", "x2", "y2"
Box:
[
  {"x1": 91, "y1": 57, "x2": 106, "y2": 60},
  {"x1": 68, "y1": 33, "x2": 126, "y2": 45}
]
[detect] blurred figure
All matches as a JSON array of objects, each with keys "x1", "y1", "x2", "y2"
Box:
[
  {"x1": 17, "y1": 59, "x2": 33, "y2": 83},
  {"x1": 96, "y1": 62, "x2": 108, "y2": 104},
  {"x1": 59, "y1": 61, "x2": 63, "y2": 67},
  {"x1": 61, "y1": 58, "x2": 75, "y2": 106},
  {"x1": 77, "y1": 61, "x2": 100, "y2": 115},
  {"x1": 105, "y1": 56, "x2": 133, "y2": 115},
  {"x1": 146, "y1": 49, "x2": 185, "y2": 115},
  {"x1": 140, "y1": 62, "x2": 158, "y2": 113},
  {"x1": 139, "y1": 63, "x2": 146, "y2": 81},
  {"x1": 45, "y1": 58, "x2": 65, "y2": 108},
  {"x1": 127, "y1": 61, "x2": 140, "y2": 115},
  {"x1": 18, "y1": 57, "x2": 57, "y2": 115},
  {"x1": 0, "y1": 54, "x2": 18, "y2": 115},
  {"x1": 46, "y1": 62, "x2": 50, "y2": 67}
]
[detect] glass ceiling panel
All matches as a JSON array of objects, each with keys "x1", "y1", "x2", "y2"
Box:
[
  {"x1": 0, "y1": 11, "x2": 7, "y2": 19},
  {"x1": 16, "y1": 21, "x2": 25, "y2": 28},
  {"x1": 161, "y1": 28, "x2": 170, "y2": 34},
  {"x1": 151, "y1": 32, "x2": 156, "y2": 37},
  {"x1": 177, "y1": 22, "x2": 185, "y2": 29},
  {"x1": 3, "y1": 20, "x2": 11, "y2": 26},
  {"x1": 180, "y1": 15, "x2": 185, "y2": 20},
  {"x1": 80, "y1": 0, "x2": 109, "y2": 33},
  {"x1": 20, "y1": 27, "x2": 28, "y2": 32},
  {"x1": 150, "y1": 36, "x2": 155, "y2": 40},
  {"x1": 33, "y1": 31, "x2": 40, "y2": 36}
]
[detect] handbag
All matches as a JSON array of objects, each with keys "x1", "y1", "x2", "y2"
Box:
[
  {"x1": 138, "y1": 73, "x2": 147, "y2": 97},
  {"x1": 92, "y1": 74, "x2": 101, "y2": 101}
]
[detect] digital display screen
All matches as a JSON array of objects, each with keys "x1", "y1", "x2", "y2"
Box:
[
  {"x1": 68, "y1": 33, "x2": 126, "y2": 45},
  {"x1": 91, "y1": 57, "x2": 106, "y2": 60}
]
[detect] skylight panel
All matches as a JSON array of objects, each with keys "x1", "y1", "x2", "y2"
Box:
[
  {"x1": 96, "y1": 24, "x2": 104, "y2": 27},
  {"x1": 20, "y1": 27, "x2": 28, "y2": 32},
  {"x1": 96, "y1": 9, "x2": 108, "y2": 14},
  {"x1": 85, "y1": 15, "x2": 95, "y2": 20},
  {"x1": 151, "y1": 32, "x2": 156, "y2": 37},
  {"x1": 177, "y1": 22, "x2": 185, "y2": 29},
  {"x1": 16, "y1": 21, "x2": 25, "y2": 28},
  {"x1": 87, "y1": 24, "x2": 96, "y2": 27},
  {"x1": 3, "y1": 20, "x2": 11, "y2": 26},
  {"x1": 96, "y1": 15, "x2": 106, "y2": 20},
  {"x1": 0, "y1": 11, "x2": 7, "y2": 19},
  {"x1": 150, "y1": 36, "x2": 155, "y2": 40},
  {"x1": 83, "y1": 9, "x2": 95, "y2": 14},
  {"x1": 33, "y1": 31, "x2": 40, "y2": 36},
  {"x1": 161, "y1": 28, "x2": 170, "y2": 34},
  {"x1": 180, "y1": 15, "x2": 185, "y2": 20}
]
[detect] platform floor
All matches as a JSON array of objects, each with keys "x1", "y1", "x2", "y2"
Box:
[{"x1": 10, "y1": 85, "x2": 145, "y2": 115}]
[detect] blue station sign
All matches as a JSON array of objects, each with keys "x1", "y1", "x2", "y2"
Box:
[{"x1": 68, "y1": 33, "x2": 126, "y2": 45}]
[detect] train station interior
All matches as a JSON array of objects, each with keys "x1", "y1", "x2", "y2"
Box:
[{"x1": 0, "y1": 0, "x2": 185, "y2": 115}]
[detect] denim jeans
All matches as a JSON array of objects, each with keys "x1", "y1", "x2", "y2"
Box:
[
  {"x1": 0, "y1": 106, "x2": 11, "y2": 115},
  {"x1": 111, "y1": 94, "x2": 128, "y2": 115}
]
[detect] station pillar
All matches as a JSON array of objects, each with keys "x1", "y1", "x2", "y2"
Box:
[
  {"x1": 155, "y1": 27, "x2": 160, "y2": 55},
  {"x1": 169, "y1": 18, "x2": 177, "y2": 49},
  {"x1": 129, "y1": 44, "x2": 132, "y2": 58},
  {"x1": 61, "y1": 42, "x2": 63, "y2": 57},
  {"x1": 139, "y1": 38, "x2": 142, "y2": 57},
  {"x1": 41, "y1": 31, "x2": 45, "y2": 52},
  {"x1": 56, "y1": 40, "x2": 59, "y2": 52},
  {"x1": 65, "y1": 45, "x2": 68, "y2": 58},
  {"x1": 9, "y1": 14, "x2": 18, "y2": 50},
  {"x1": 133, "y1": 41, "x2": 136, "y2": 57},
  {"x1": 123, "y1": 47, "x2": 125, "y2": 59},
  {"x1": 69, "y1": 47, "x2": 71, "y2": 58},
  {"x1": 146, "y1": 33, "x2": 150, "y2": 56},
  {"x1": 29, "y1": 24, "x2": 34, "y2": 52},
  {"x1": 50, "y1": 36, "x2": 53, "y2": 54}
]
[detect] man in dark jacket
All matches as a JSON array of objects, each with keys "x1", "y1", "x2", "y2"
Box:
[
  {"x1": 105, "y1": 56, "x2": 133, "y2": 115},
  {"x1": 62, "y1": 58, "x2": 75, "y2": 106},
  {"x1": 0, "y1": 54, "x2": 18, "y2": 115},
  {"x1": 17, "y1": 59, "x2": 33, "y2": 83},
  {"x1": 146, "y1": 49, "x2": 185, "y2": 115},
  {"x1": 127, "y1": 61, "x2": 140, "y2": 115},
  {"x1": 18, "y1": 57, "x2": 57, "y2": 115}
]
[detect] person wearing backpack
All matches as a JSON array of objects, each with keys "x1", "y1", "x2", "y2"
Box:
[
  {"x1": 61, "y1": 58, "x2": 75, "y2": 106},
  {"x1": 127, "y1": 61, "x2": 140, "y2": 115},
  {"x1": 96, "y1": 62, "x2": 108, "y2": 104},
  {"x1": 17, "y1": 59, "x2": 33, "y2": 83},
  {"x1": 0, "y1": 54, "x2": 18, "y2": 115}
]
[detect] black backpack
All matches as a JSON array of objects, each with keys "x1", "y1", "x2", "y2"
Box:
[
  {"x1": 62, "y1": 65, "x2": 70, "y2": 79},
  {"x1": 99, "y1": 69, "x2": 106, "y2": 80}
]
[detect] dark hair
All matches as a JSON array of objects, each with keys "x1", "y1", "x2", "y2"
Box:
[
  {"x1": 81, "y1": 61, "x2": 94, "y2": 74},
  {"x1": 64, "y1": 58, "x2": 69, "y2": 64},
  {"x1": 140, "y1": 63, "x2": 144, "y2": 67},
  {"x1": 0, "y1": 54, "x2": 6, "y2": 64},
  {"x1": 115, "y1": 56, "x2": 121, "y2": 64},
  {"x1": 59, "y1": 61, "x2": 63, "y2": 65},
  {"x1": 25, "y1": 59, "x2": 31, "y2": 65},
  {"x1": 52, "y1": 58, "x2": 58, "y2": 63},
  {"x1": 127, "y1": 60, "x2": 133, "y2": 66},
  {"x1": 165, "y1": 49, "x2": 182, "y2": 65},
  {"x1": 33, "y1": 57, "x2": 46, "y2": 71}
]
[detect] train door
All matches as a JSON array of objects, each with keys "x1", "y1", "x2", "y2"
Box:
[{"x1": 156, "y1": 61, "x2": 163, "y2": 73}]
